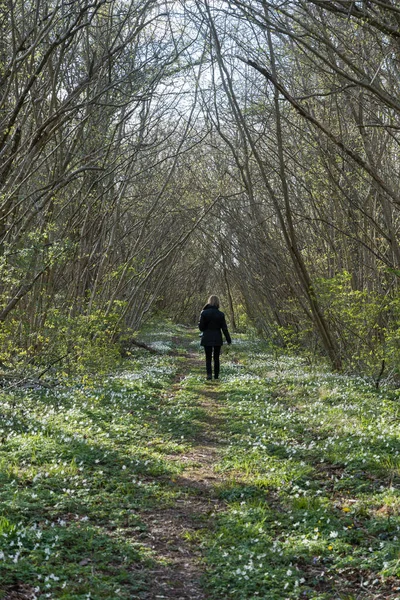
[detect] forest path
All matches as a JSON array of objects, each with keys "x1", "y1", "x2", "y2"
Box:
[
  {"x1": 136, "y1": 345, "x2": 229, "y2": 600},
  {"x1": 2, "y1": 327, "x2": 399, "y2": 600}
]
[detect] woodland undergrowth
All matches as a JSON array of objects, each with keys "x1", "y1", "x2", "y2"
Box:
[{"x1": 0, "y1": 321, "x2": 399, "y2": 599}]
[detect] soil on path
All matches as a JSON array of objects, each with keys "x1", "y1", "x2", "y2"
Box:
[{"x1": 136, "y1": 350, "x2": 227, "y2": 600}]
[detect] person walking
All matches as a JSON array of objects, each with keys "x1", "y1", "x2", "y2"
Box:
[{"x1": 198, "y1": 295, "x2": 231, "y2": 380}]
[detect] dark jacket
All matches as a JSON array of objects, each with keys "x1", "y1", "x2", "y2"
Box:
[{"x1": 198, "y1": 305, "x2": 231, "y2": 347}]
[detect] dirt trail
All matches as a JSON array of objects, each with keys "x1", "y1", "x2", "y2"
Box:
[{"x1": 137, "y1": 352, "x2": 227, "y2": 600}]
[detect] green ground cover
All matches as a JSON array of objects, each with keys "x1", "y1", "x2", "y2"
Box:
[
  {"x1": 0, "y1": 324, "x2": 196, "y2": 599},
  {"x1": 203, "y1": 336, "x2": 400, "y2": 599},
  {"x1": 0, "y1": 322, "x2": 399, "y2": 599}
]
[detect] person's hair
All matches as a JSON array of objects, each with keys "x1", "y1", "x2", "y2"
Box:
[{"x1": 207, "y1": 295, "x2": 220, "y2": 308}]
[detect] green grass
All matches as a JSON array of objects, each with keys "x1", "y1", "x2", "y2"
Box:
[
  {"x1": 0, "y1": 323, "x2": 200, "y2": 599},
  {"x1": 201, "y1": 338, "x2": 400, "y2": 599},
  {"x1": 0, "y1": 322, "x2": 399, "y2": 599}
]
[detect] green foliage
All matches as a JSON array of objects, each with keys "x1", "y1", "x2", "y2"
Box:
[
  {"x1": 41, "y1": 307, "x2": 123, "y2": 376},
  {"x1": 270, "y1": 272, "x2": 400, "y2": 378},
  {"x1": 233, "y1": 303, "x2": 253, "y2": 333},
  {"x1": 314, "y1": 271, "x2": 400, "y2": 376},
  {"x1": 0, "y1": 234, "x2": 74, "y2": 301},
  {"x1": 0, "y1": 304, "x2": 126, "y2": 379}
]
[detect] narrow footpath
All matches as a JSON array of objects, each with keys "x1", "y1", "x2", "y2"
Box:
[{"x1": 136, "y1": 350, "x2": 228, "y2": 600}]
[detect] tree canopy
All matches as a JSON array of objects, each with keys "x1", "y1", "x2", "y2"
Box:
[{"x1": 1, "y1": 0, "x2": 399, "y2": 378}]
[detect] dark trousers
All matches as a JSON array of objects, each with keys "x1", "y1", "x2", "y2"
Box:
[{"x1": 204, "y1": 345, "x2": 221, "y2": 379}]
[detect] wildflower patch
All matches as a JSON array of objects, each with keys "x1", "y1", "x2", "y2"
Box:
[
  {"x1": 203, "y1": 342, "x2": 400, "y2": 599},
  {"x1": 0, "y1": 323, "x2": 399, "y2": 599}
]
